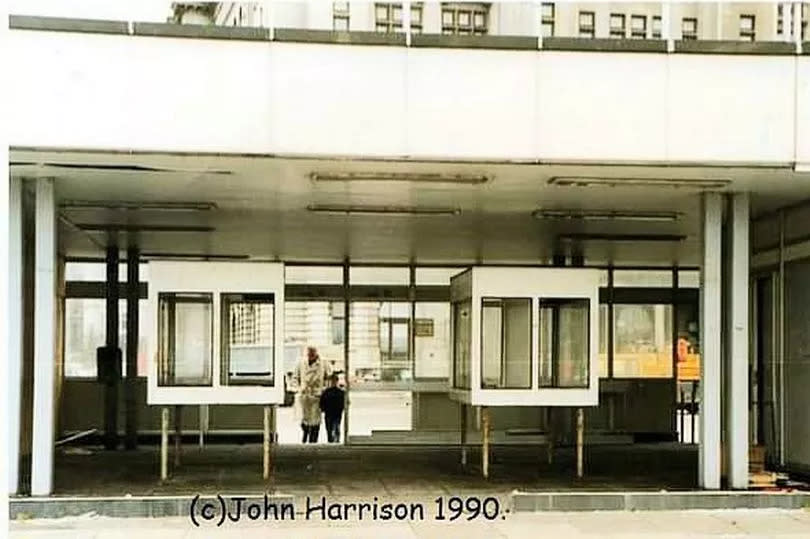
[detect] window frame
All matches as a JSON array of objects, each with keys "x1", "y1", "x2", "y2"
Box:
[
  {"x1": 541, "y1": 2, "x2": 555, "y2": 38},
  {"x1": 739, "y1": 14, "x2": 755, "y2": 41},
  {"x1": 375, "y1": 2, "x2": 424, "y2": 34},
  {"x1": 630, "y1": 14, "x2": 647, "y2": 39},
  {"x1": 220, "y1": 292, "x2": 276, "y2": 387},
  {"x1": 333, "y1": 1, "x2": 350, "y2": 31},
  {"x1": 441, "y1": 2, "x2": 489, "y2": 36},
  {"x1": 479, "y1": 297, "x2": 533, "y2": 390},
  {"x1": 538, "y1": 298, "x2": 591, "y2": 389},
  {"x1": 681, "y1": 17, "x2": 698, "y2": 40},
  {"x1": 157, "y1": 292, "x2": 214, "y2": 388},
  {"x1": 578, "y1": 10, "x2": 595, "y2": 38},
  {"x1": 610, "y1": 13, "x2": 627, "y2": 39}
]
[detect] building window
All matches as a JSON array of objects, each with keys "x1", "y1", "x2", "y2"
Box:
[
  {"x1": 330, "y1": 301, "x2": 345, "y2": 345},
  {"x1": 541, "y1": 2, "x2": 555, "y2": 38},
  {"x1": 631, "y1": 14, "x2": 647, "y2": 39},
  {"x1": 441, "y1": 3, "x2": 488, "y2": 35},
  {"x1": 739, "y1": 14, "x2": 755, "y2": 41},
  {"x1": 682, "y1": 17, "x2": 697, "y2": 40},
  {"x1": 333, "y1": 2, "x2": 350, "y2": 31},
  {"x1": 375, "y1": 3, "x2": 423, "y2": 33},
  {"x1": 652, "y1": 15, "x2": 662, "y2": 38},
  {"x1": 578, "y1": 11, "x2": 595, "y2": 38},
  {"x1": 610, "y1": 13, "x2": 626, "y2": 38},
  {"x1": 777, "y1": 4, "x2": 784, "y2": 35}
]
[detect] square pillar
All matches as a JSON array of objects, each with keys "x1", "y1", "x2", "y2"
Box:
[
  {"x1": 124, "y1": 247, "x2": 140, "y2": 449},
  {"x1": 699, "y1": 192, "x2": 722, "y2": 489},
  {"x1": 8, "y1": 177, "x2": 24, "y2": 494},
  {"x1": 31, "y1": 178, "x2": 56, "y2": 496},
  {"x1": 726, "y1": 193, "x2": 750, "y2": 489}
]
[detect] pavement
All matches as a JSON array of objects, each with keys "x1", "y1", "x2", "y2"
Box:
[{"x1": 9, "y1": 509, "x2": 810, "y2": 538}]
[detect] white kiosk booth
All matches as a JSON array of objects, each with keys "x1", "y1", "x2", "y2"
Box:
[
  {"x1": 449, "y1": 267, "x2": 601, "y2": 478},
  {"x1": 147, "y1": 261, "x2": 285, "y2": 480}
]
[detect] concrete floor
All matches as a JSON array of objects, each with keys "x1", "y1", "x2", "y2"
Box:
[
  {"x1": 51, "y1": 443, "x2": 699, "y2": 501},
  {"x1": 10, "y1": 509, "x2": 810, "y2": 538}
]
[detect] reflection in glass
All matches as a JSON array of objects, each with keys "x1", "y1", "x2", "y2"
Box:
[
  {"x1": 538, "y1": 299, "x2": 590, "y2": 388},
  {"x1": 222, "y1": 294, "x2": 275, "y2": 386},
  {"x1": 613, "y1": 304, "x2": 672, "y2": 378},
  {"x1": 480, "y1": 298, "x2": 531, "y2": 389},
  {"x1": 158, "y1": 293, "x2": 212, "y2": 386}
]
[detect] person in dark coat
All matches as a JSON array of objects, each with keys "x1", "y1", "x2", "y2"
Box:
[{"x1": 319, "y1": 374, "x2": 345, "y2": 443}]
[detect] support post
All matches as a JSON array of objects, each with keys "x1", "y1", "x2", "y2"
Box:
[
  {"x1": 727, "y1": 193, "x2": 750, "y2": 489},
  {"x1": 576, "y1": 408, "x2": 584, "y2": 479},
  {"x1": 198, "y1": 405, "x2": 208, "y2": 449},
  {"x1": 104, "y1": 245, "x2": 119, "y2": 450},
  {"x1": 174, "y1": 405, "x2": 182, "y2": 467},
  {"x1": 8, "y1": 177, "x2": 23, "y2": 494},
  {"x1": 31, "y1": 178, "x2": 56, "y2": 496},
  {"x1": 546, "y1": 407, "x2": 554, "y2": 465},
  {"x1": 160, "y1": 406, "x2": 169, "y2": 481},
  {"x1": 342, "y1": 260, "x2": 350, "y2": 445},
  {"x1": 125, "y1": 246, "x2": 139, "y2": 449},
  {"x1": 460, "y1": 403, "x2": 467, "y2": 467},
  {"x1": 481, "y1": 406, "x2": 490, "y2": 479},
  {"x1": 263, "y1": 405, "x2": 271, "y2": 481},
  {"x1": 699, "y1": 192, "x2": 723, "y2": 489}
]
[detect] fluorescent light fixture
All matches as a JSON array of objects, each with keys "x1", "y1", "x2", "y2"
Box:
[
  {"x1": 140, "y1": 253, "x2": 249, "y2": 260},
  {"x1": 61, "y1": 200, "x2": 218, "y2": 211},
  {"x1": 76, "y1": 224, "x2": 215, "y2": 232},
  {"x1": 310, "y1": 172, "x2": 490, "y2": 185},
  {"x1": 558, "y1": 233, "x2": 686, "y2": 242},
  {"x1": 548, "y1": 176, "x2": 731, "y2": 189},
  {"x1": 533, "y1": 209, "x2": 680, "y2": 222},
  {"x1": 307, "y1": 204, "x2": 461, "y2": 216}
]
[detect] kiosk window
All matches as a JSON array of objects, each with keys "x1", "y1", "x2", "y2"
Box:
[
  {"x1": 480, "y1": 298, "x2": 532, "y2": 389},
  {"x1": 158, "y1": 293, "x2": 213, "y2": 386},
  {"x1": 538, "y1": 298, "x2": 590, "y2": 388},
  {"x1": 221, "y1": 293, "x2": 275, "y2": 386}
]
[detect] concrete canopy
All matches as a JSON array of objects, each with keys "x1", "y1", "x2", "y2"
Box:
[{"x1": 10, "y1": 148, "x2": 810, "y2": 265}]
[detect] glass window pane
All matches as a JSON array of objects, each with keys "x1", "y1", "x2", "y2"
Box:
[
  {"x1": 392, "y1": 6, "x2": 402, "y2": 22},
  {"x1": 679, "y1": 270, "x2": 700, "y2": 288},
  {"x1": 459, "y1": 11, "x2": 470, "y2": 26},
  {"x1": 481, "y1": 301, "x2": 503, "y2": 388},
  {"x1": 223, "y1": 294, "x2": 275, "y2": 386},
  {"x1": 65, "y1": 299, "x2": 149, "y2": 377},
  {"x1": 442, "y1": 10, "x2": 454, "y2": 25},
  {"x1": 350, "y1": 266, "x2": 409, "y2": 285},
  {"x1": 411, "y1": 7, "x2": 422, "y2": 24},
  {"x1": 541, "y1": 3, "x2": 554, "y2": 19},
  {"x1": 452, "y1": 300, "x2": 471, "y2": 389},
  {"x1": 285, "y1": 265, "x2": 343, "y2": 285},
  {"x1": 599, "y1": 304, "x2": 608, "y2": 377},
  {"x1": 613, "y1": 304, "x2": 672, "y2": 378},
  {"x1": 542, "y1": 21, "x2": 554, "y2": 37},
  {"x1": 473, "y1": 13, "x2": 485, "y2": 27},
  {"x1": 376, "y1": 5, "x2": 389, "y2": 20},
  {"x1": 480, "y1": 298, "x2": 531, "y2": 389},
  {"x1": 539, "y1": 299, "x2": 589, "y2": 388},
  {"x1": 158, "y1": 293, "x2": 213, "y2": 386},
  {"x1": 334, "y1": 17, "x2": 349, "y2": 31},
  {"x1": 614, "y1": 270, "x2": 673, "y2": 287},
  {"x1": 414, "y1": 302, "x2": 450, "y2": 379},
  {"x1": 65, "y1": 262, "x2": 149, "y2": 282}
]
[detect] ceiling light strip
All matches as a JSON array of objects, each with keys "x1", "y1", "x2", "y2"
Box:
[
  {"x1": 310, "y1": 172, "x2": 489, "y2": 185},
  {"x1": 61, "y1": 200, "x2": 218, "y2": 211},
  {"x1": 533, "y1": 209, "x2": 681, "y2": 222},
  {"x1": 548, "y1": 176, "x2": 731, "y2": 189},
  {"x1": 307, "y1": 204, "x2": 461, "y2": 216}
]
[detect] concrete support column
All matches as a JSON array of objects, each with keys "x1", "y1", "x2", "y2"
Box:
[
  {"x1": 31, "y1": 178, "x2": 56, "y2": 496},
  {"x1": 8, "y1": 177, "x2": 24, "y2": 494},
  {"x1": 125, "y1": 247, "x2": 139, "y2": 449},
  {"x1": 699, "y1": 193, "x2": 723, "y2": 490},
  {"x1": 104, "y1": 245, "x2": 119, "y2": 450},
  {"x1": 726, "y1": 193, "x2": 750, "y2": 489}
]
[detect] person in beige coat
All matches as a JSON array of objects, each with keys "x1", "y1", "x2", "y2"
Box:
[{"x1": 294, "y1": 346, "x2": 331, "y2": 443}]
